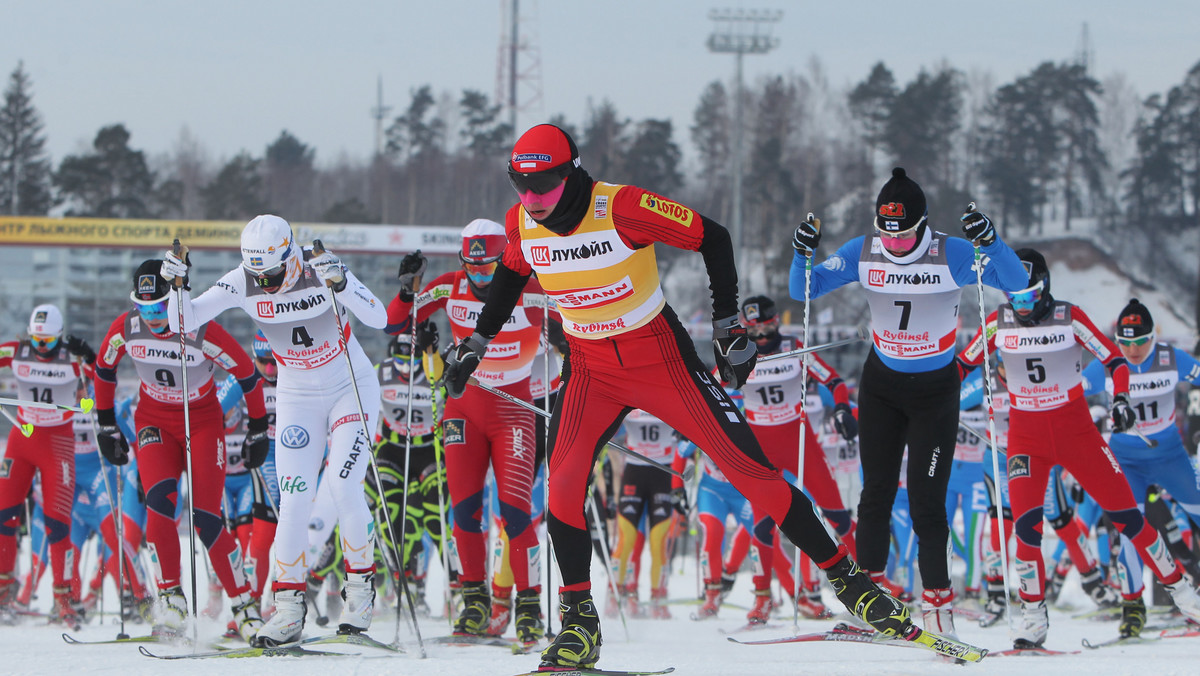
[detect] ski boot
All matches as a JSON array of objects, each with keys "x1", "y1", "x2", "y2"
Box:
[
  {"x1": 0, "y1": 574, "x2": 18, "y2": 626},
  {"x1": 1012, "y1": 599, "x2": 1048, "y2": 649},
  {"x1": 51, "y1": 585, "x2": 83, "y2": 631},
  {"x1": 152, "y1": 586, "x2": 188, "y2": 638},
  {"x1": 515, "y1": 588, "x2": 545, "y2": 644},
  {"x1": 487, "y1": 593, "x2": 513, "y2": 637},
  {"x1": 1080, "y1": 567, "x2": 1119, "y2": 609},
  {"x1": 979, "y1": 577, "x2": 1007, "y2": 627},
  {"x1": 409, "y1": 576, "x2": 431, "y2": 617},
  {"x1": 623, "y1": 583, "x2": 645, "y2": 619},
  {"x1": 719, "y1": 572, "x2": 736, "y2": 604},
  {"x1": 921, "y1": 588, "x2": 957, "y2": 638},
  {"x1": 231, "y1": 592, "x2": 264, "y2": 642},
  {"x1": 453, "y1": 582, "x2": 491, "y2": 636},
  {"x1": 253, "y1": 588, "x2": 306, "y2": 647},
  {"x1": 1119, "y1": 596, "x2": 1146, "y2": 638},
  {"x1": 796, "y1": 582, "x2": 832, "y2": 620},
  {"x1": 1044, "y1": 564, "x2": 1068, "y2": 605},
  {"x1": 1165, "y1": 574, "x2": 1200, "y2": 623},
  {"x1": 540, "y1": 591, "x2": 601, "y2": 669},
  {"x1": 746, "y1": 588, "x2": 774, "y2": 625},
  {"x1": 338, "y1": 569, "x2": 376, "y2": 634},
  {"x1": 649, "y1": 587, "x2": 671, "y2": 620},
  {"x1": 695, "y1": 581, "x2": 721, "y2": 619},
  {"x1": 827, "y1": 557, "x2": 912, "y2": 637}
]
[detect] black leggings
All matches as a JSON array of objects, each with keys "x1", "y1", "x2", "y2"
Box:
[{"x1": 856, "y1": 350, "x2": 960, "y2": 589}]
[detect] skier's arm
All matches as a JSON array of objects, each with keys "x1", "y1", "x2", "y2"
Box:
[
  {"x1": 201, "y1": 320, "x2": 267, "y2": 419},
  {"x1": 1072, "y1": 310, "x2": 1130, "y2": 396},
  {"x1": 957, "y1": 310, "x2": 999, "y2": 368},
  {"x1": 0, "y1": 341, "x2": 15, "y2": 370},
  {"x1": 790, "y1": 237, "x2": 866, "y2": 301},
  {"x1": 1174, "y1": 347, "x2": 1200, "y2": 386},
  {"x1": 473, "y1": 207, "x2": 534, "y2": 341},
  {"x1": 332, "y1": 270, "x2": 387, "y2": 330},
  {"x1": 384, "y1": 273, "x2": 453, "y2": 335},
  {"x1": 168, "y1": 269, "x2": 243, "y2": 333},
  {"x1": 806, "y1": 352, "x2": 849, "y2": 406},
  {"x1": 946, "y1": 235, "x2": 1027, "y2": 291},
  {"x1": 1080, "y1": 358, "x2": 1109, "y2": 397},
  {"x1": 92, "y1": 314, "x2": 129, "y2": 411}
]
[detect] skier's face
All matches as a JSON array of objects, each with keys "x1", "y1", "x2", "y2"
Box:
[
  {"x1": 876, "y1": 228, "x2": 919, "y2": 255},
  {"x1": 1117, "y1": 334, "x2": 1153, "y2": 365}
]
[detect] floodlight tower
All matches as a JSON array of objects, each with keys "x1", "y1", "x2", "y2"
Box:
[
  {"x1": 496, "y1": 0, "x2": 544, "y2": 140},
  {"x1": 707, "y1": 9, "x2": 782, "y2": 259}
]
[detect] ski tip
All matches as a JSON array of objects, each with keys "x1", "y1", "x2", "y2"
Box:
[{"x1": 62, "y1": 633, "x2": 78, "y2": 644}]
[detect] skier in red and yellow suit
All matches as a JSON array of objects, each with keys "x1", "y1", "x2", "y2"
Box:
[{"x1": 439, "y1": 124, "x2": 913, "y2": 669}]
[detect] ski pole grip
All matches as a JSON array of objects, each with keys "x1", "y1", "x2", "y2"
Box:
[
  {"x1": 312, "y1": 239, "x2": 326, "y2": 256},
  {"x1": 171, "y1": 238, "x2": 189, "y2": 289}
]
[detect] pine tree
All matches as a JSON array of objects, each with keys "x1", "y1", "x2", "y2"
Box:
[
  {"x1": 55, "y1": 124, "x2": 156, "y2": 217},
  {"x1": 0, "y1": 62, "x2": 52, "y2": 215}
]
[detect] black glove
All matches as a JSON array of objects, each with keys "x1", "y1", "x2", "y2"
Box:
[
  {"x1": 712, "y1": 315, "x2": 757, "y2": 389},
  {"x1": 832, "y1": 402, "x2": 858, "y2": 441},
  {"x1": 792, "y1": 213, "x2": 821, "y2": 255},
  {"x1": 960, "y1": 207, "x2": 996, "y2": 247},
  {"x1": 1110, "y1": 393, "x2": 1137, "y2": 433},
  {"x1": 670, "y1": 487, "x2": 689, "y2": 516},
  {"x1": 243, "y1": 416, "x2": 270, "y2": 469},
  {"x1": 64, "y1": 334, "x2": 96, "y2": 365},
  {"x1": 95, "y1": 409, "x2": 129, "y2": 465},
  {"x1": 396, "y1": 251, "x2": 428, "y2": 302},
  {"x1": 414, "y1": 320, "x2": 439, "y2": 355},
  {"x1": 443, "y1": 333, "x2": 490, "y2": 398}
]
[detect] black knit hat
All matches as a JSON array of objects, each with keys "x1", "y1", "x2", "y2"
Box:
[
  {"x1": 1116, "y1": 298, "x2": 1154, "y2": 339},
  {"x1": 741, "y1": 295, "x2": 778, "y2": 326},
  {"x1": 132, "y1": 259, "x2": 172, "y2": 303},
  {"x1": 874, "y1": 167, "x2": 927, "y2": 233}
]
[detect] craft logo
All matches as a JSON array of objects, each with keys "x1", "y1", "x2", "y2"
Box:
[
  {"x1": 878, "y1": 202, "x2": 905, "y2": 219},
  {"x1": 531, "y1": 245, "x2": 550, "y2": 266},
  {"x1": 867, "y1": 269, "x2": 886, "y2": 287},
  {"x1": 279, "y1": 425, "x2": 309, "y2": 449},
  {"x1": 257, "y1": 300, "x2": 275, "y2": 318}
]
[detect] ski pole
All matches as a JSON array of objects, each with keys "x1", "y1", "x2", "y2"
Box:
[
  {"x1": 466, "y1": 377, "x2": 689, "y2": 481},
  {"x1": 428, "y1": 373, "x2": 455, "y2": 630},
  {"x1": 756, "y1": 327, "x2": 868, "y2": 363},
  {"x1": 0, "y1": 397, "x2": 93, "y2": 414},
  {"x1": 1129, "y1": 424, "x2": 1159, "y2": 449},
  {"x1": 542, "y1": 295, "x2": 554, "y2": 638},
  {"x1": 966, "y1": 203, "x2": 1015, "y2": 630},
  {"x1": 395, "y1": 259, "x2": 423, "y2": 644},
  {"x1": 171, "y1": 238, "x2": 201, "y2": 648},
  {"x1": 586, "y1": 493, "x2": 629, "y2": 641},
  {"x1": 793, "y1": 212, "x2": 816, "y2": 631},
  {"x1": 0, "y1": 406, "x2": 32, "y2": 437},
  {"x1": 312, "y1": 240, "x2": 425, "y2": 656}
]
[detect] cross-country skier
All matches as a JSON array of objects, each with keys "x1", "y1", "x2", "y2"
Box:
[
  {"x1": 162, "y1": 215, "x2": 387, "y2": 645},
  {"x1": 388, "y1": 218, "x2": 554, "y2": 646},
  {"x1": 0, "y1": 304, "x2": 97, "y2": 627},
  {"x1": 1080, "y1": 297, "x2": 1200, "y2": 637},
  {"x1": 958, "y1": 248, "x2": 1200, "y2": 649},
  {"x1": 790, "y1": 167, "x2": 1028, "y2": 638},
  {"x1": 446, "y1": 124, "x2": 915, "y2": 669},
  {"x1": 93, "y1": 260, "x2": 268, "y2": 640}
]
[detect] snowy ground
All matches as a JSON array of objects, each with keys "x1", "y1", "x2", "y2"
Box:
[{"x1": 5, "y1": 540, "x2": 1199, "y2": 676}]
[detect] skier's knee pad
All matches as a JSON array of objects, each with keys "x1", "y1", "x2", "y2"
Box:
[
  {"x1": 144, "y1": 479, "x2": 178, "y2": 518},
  {"x1": 43, "y1": 515, "x2": 70, "y2": 544},
  {"x1": 825, "y1": 509, "x2": 853, "y2": 537},
  {"x1": 498, "y1": 500, "x2": 532, "y2": 538},
  {"x1": 1106, "y1": 507, "x2": 1145, "y2": 539},
  {"x1": 451, "y1": 492, "x2": 485, "y2": 534},
  {"x1": 1014, "y1": 508, "x2": 1044, "y2": 548},
  {"x1": 193, "y1": 509, "x2": 226, "y2": 548}
]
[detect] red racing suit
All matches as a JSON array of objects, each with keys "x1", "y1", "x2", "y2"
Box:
[
  {"x1": 0, "y1": 341, "x2": 84, "y2": 590},
  {"x1": 387, "y1": 271, "x2": 555, "y2": 591},
  {"x1": 960, "y1": 300, "x2": 1187, "y2": 601},
  {"x1": 94, "y1": 312, "x2": 266, "y2": 596}
]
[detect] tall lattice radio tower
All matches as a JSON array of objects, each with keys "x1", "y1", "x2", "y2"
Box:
[{"x1": 495, "y1": 0, "x2": 544, "y2": 140}]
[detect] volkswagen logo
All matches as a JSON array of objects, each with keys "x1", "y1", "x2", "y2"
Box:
[{"x1": 280, "y1": 425, "x2": 310, "y2": 449}]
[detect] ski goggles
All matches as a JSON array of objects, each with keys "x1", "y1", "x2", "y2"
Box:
[
  {"x1": 133, "y1": 297, "x2": 170, "y2": 322},
  {"x1": 245, "y1": 262, "x2": 287, "y2": 288},
  {"x1": 1005, "y1": 281, "x2": 1045, "y2": 312},
  {"x1": 507, "y1": 160, "x2": 575, "y2": 196},
  {"x1": 745, "y1": 318, "x2": 779, "y2": 338},
  {"x1": 1116, "y1": 334, "x2": 1153, "y2": 347},
  {"x1": 463, "y1": 260, "x2": 498, "y2": 285},
  {"x1": 29, "y1": 334, "x2": 59, "y2": 350}
]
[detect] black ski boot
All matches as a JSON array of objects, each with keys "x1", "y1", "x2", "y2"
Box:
[
  {"x1": 1119, "y1": 597, "x2": 1146, "y2": 638},
  {"x1": 453, "y1": 582, "x2": 490, "y2": 636},
  {"x1": 1080, "y1": 567, "x2": 1119, "y2": 609},
  {"x1": 979, "y1": 577, "x2": 1007, "y2": 628},
  {"x1": 825, "y1": 556, "x2": 913, "y2": 638},
  {"x1": 515, "y1": 588, "x2": 545, "y2": 645},
  {"x1": 540, "y1": 591, "x2": 602, "y2": 669}
]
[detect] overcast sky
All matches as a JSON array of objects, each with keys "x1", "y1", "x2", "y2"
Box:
[{"x1": 4, "y1": 0, "x2": 1198, "y2": 165}]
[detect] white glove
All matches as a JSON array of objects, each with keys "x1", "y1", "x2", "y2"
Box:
[
  {"x1": 160, "y1": 250, "x2": 189, "y2": 285},
  {"x1": 310, "y1": 252, "x2": 347, "y2": 292}
]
